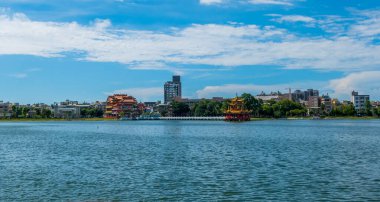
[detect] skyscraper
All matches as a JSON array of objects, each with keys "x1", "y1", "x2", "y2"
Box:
[{"x1": 164, "y1": 75, "x2": 182, "y2": 104}]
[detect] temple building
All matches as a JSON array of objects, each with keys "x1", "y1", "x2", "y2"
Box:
[
  {"x1": 105, "y1": 94, "x2": 140, "y2": 118},
  {"x1": 225, "y1": 97, "x2": 251, "y2": 121}
]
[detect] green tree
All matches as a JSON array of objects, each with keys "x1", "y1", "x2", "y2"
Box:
[
  {"x1": 36, "y1": 108, "x2": 42, "y2": 116},
  {"x1": 271, "y1": 99, "x2": 305, "y2": 118},
  {"x1": 193, "y1": 100, "x2": 223, "y2": 116},
  {"x1": 289, "y1": 109, "x2": 307, "y2": 117},
  {"x1": 365, "y1": 100, "x2": 372, "y2": 116},
  {"x1": 221, "y1": 100, "x2": 230, "y2": 112},
  {"x1": 259, "y1": 104, "x2": 273, "y2": 117},
  {"x1": 41, "y1": 109, "x2": 52, "y2": 118},
  {"x1": 375, "y1": 107, "x2": 380, "y2": 117},
  {"x1": 11, "y1": 105, "x2": 18, "y2": 118},
  {"x1": 342, "y1": 104, "x2": 356, "y2": 116},
  {"x1": 241, "y1": 93, "x2": 262, "y2": 117},
  {"x1": 330, "y1": 107, "x2": 343, "y2": 116},
  {"x1": 171, "y1": 101, "x2": 190, "y2": 116}
]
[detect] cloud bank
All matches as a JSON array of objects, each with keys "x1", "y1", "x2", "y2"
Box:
[{"x1": 1, "y1": 11, "x2": 380, "y2": 73}]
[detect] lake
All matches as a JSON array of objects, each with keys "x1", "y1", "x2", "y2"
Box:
[{"x1": 1, "y1": 120, "x2": 380, "y2": 201}]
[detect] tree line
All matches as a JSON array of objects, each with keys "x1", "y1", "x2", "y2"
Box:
[
  {"x1": 9, "y1": 105, "x2": 52, "y2": 119},
  {"x1": 169, "y1": 93, "x2": 380, "y2": 118},
  {"x1": 2, "y1": 105, "x2": 104, "y2": 119}
]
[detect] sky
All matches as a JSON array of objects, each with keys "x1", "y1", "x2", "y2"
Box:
[{"x1": 0, "y1": 0, "x2": 380, "y2": 104}]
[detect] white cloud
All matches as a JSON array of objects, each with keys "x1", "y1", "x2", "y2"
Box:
[
  {"x1": 329, "y1": 71, "x2": 380, "y2": 100},
  {"x1": 200, "y1": 0, "x2": 298, "y2": 6},
  {"x1": 0, "y1": 12, "x2": 380, "y2": 73},
  {"x1": 199, "y1": 0, "x2": 223, "y2": 5},
  {"x1": 107, "y1": 87, "x2": 162, "y2": 102},
  {"x1": 248, "y1": 0, "x2": 293, "y2": 6},
  {"x1": 273, "y1": 15, "x2": 315, "y2": 23},
  {"x1": 9, "y1": 73, "x2": 28, "y2": 79},
  {"x1": 349, "y1": 10, "x2": 380, "y2": 37}
]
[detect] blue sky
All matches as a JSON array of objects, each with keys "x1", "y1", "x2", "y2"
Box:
[{"x1": 0, "y1": 0, "x2": 380, "y2": 104}]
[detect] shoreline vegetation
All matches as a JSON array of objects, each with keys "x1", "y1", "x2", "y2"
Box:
[
  {"x1": 0, "y1": 117, "x2": 378, "y2": 122},
  {"x1": 4, "y1": 93, "x2": 380, "y2": 122}
]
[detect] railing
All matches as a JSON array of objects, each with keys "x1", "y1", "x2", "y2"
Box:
[
  {"x1": 135, "y1": 116, "x2": 225, "y2": 121},
  {"x1": 160, "y1": 116, "x2": 225, "y2": 120}
]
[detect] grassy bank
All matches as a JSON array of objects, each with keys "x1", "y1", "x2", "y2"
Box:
[
  {"x1": 323, "y1": 116, "x2": 379, "y2": 120},
  {"x1": 250, "y1": 118, "x2": 272, "y2": 121}
]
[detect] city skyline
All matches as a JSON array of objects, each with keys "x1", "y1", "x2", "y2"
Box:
[{"x1": 1, "y1": 0, "x2": 380, "y2": 104}]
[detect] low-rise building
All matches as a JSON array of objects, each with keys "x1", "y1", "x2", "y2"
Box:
[
  {"x1": 92, "y1": 101, "x2": 107, "y2": 112},
  {"x1": 351, "y1": 91, "x2": 370, "y2": 111},
  {"x1": 307, "y1": 96, "x2": 320, "y2": 115},
  {"x1": 321, "y1": 94, "x2": 332, "y2": 113},
  {"x1": 52, "y1": 100, "x2": 90, "y2": 119},
  {"x1": 53, "y1": 100, "x2": 90, "y2": 119},
  {"x1": 372, "y1": 101, "x2": 380, "y2": 108},
  {"x1": 144, "y1": 101, "x2": 161, "y2": 113},
  {"x1": 255, "y1": 92, "x2": 282, "y2": 102},
  {"x1": 0, "y1": 101, "x2": 12, "y2": 118}
]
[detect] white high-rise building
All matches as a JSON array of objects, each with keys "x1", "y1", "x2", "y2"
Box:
[{"x1": 351, "y1": 91, "x2": 370, "y2": 111}]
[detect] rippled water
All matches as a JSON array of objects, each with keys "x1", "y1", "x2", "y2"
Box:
[{"x1": 1, "y1": 120, "x2": 380, "y2": 201}]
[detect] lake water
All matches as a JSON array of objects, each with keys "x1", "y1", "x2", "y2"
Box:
[{"x1": 0, "y1": 120, "x2": 380, "y2": 201}]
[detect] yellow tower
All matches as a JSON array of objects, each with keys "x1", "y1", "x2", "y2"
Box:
[{"x1": 225, "y1": 97, "x2": 251, "y2": 121}]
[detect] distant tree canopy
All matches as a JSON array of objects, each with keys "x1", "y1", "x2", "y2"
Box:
[
  {"x1": 375, "y1": 107, "x2": 380, "y2": 117},
  {"x1": 171, "y1": 101, "x2": 191, "y2": 116},
  {"x1": 241, "y1": 93, "x2": 262, "y2": 116},
  {"x1": 330, "y1": 104, "x2": 356, "y2": 116},
  {"x1": 365, "y1": 100, "x2": 372, "y2": 116},
  {"x1": 192, "y1": 100, "x2": 223, "y2": 116},
  {"x1": 9, "y1": 105, "x2": 52, "y2": 119},
  {"x1": 163, "y1": 93, "x2": 378, "y2": 118},
  {"x1": 80, "y1": 108, "x2": 104, "y2": 118},
  {"x1": 271, "y1": 99, "x2": 306, "y2": 118}
]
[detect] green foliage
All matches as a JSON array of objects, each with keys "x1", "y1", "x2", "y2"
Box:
[
  {"x1": 260, "y1": 104, "x2": 274, "y2": 117},
  {"x1": 342, "y1": 104, "x2": 356, "y2": 116},
  {"x1": 10, "y1": 105, "x2": 53, "y2": 119},
  {"x1": 271, "y1": 99, "x2": 305, "y2": 118},
  {"x1": 171, "y1": 101, "x2": 191, "y2": 116},
  {"x1": 289, "y1": 109, "x2": 307, "y2": 117},
  {"x1": 241, "y1": 93, "x2": 262, "y2": 116},
  {"x1": 374, "y1": 107, "x2": 380, "y2": 117},
  {"x1": 193, "y1": 100, "x2": 223, "y2": 116},
  {"x1": 221, "y1": 100, "x2": 230, "y2": 112},
  {"x1": 365, "y1": 100, "x2": 373, "y2": 116},
  {"x1": 41, "y1": 109, "x2": 52, "y2": 118},
  {"x1": 11, "y1": 105, "x2": 30, "y2": 118},
  {"x1": 330, "y1": 104, "x2": 356, "y2": 117},
  {"x1": 80, "y1": 108, "x2": 104, "y2": 118}
]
